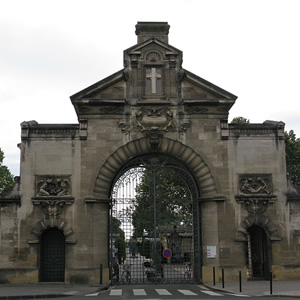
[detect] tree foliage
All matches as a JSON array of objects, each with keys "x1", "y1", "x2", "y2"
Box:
[
  {"x1": 285, "y1": 130, "x2": 300, "y2": 185},
  {"x1": 231, "y1": 116, "x2": 250, "y2": 124},
  {"x1": 0, "y1": 148, "x2": 15, "y2": 194},
  {"x1": 132, "y1": 167, "x2": 192, "y2": 238},
  {"x1": 111, "y1": 217, "x2": 126, "y2": 262}
]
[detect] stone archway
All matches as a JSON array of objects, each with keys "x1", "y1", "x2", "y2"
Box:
[
  {"x1": 92, "y1": 137, "x2": 219, "y2": 283},
  {"x1": 93, "y1": 137, "x2": 218, "y2": 200}
]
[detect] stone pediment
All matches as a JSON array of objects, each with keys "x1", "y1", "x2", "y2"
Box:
[
  {"x1": 71, "y1": 31, "x2": 237, "y2": 118},
  {"x1": 71, "y1": 69, "x2": 125, "y2": 101},
  {"x1": 70, "y1": 70, "x2": 126, "y2": 116},
  {"x1": 182, "y1": 69, "x2": 237, "y2": 104}
]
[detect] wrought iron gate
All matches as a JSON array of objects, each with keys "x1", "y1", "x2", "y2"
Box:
[
  {"x1": 110, "y1": 156, "x2": 201, "y2": 284},
  {"x1": 40, "y1": 228, "x2": 65, "y2": 282}
]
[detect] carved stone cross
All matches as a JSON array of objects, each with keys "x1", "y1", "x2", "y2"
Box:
[{"x1": 146, "y1": 67, "x2": 161, "y2": 93}]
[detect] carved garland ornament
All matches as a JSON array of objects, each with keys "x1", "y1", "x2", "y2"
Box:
[
  {"x1": 30, "y1": 175, "x2": 75, "y2": 243},
  {"x1": 235, "y1": 174, "x2": 280, "y2": 241},
  {"x1": 135, "y1": 107, "x2": 176, "y2": 131}
]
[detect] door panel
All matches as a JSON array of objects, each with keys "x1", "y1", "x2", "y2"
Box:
[{"x1": 40, "y1": 228, "x2": 65, "y2": 282}]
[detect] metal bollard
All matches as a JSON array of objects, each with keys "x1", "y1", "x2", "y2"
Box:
[
  {"x1": 100, "y1": 264, "x2": 103, "y2": 285},
  {"x1": 222, "y1": 268, "x2": 225, "y2": 288},
  {"x1": 239, "y1": 271, "x2": 242, "y2": 293},
  {"x1": 270, "y1": 271, "x2": 273, "y2": 295},
  {"x1": 213, "y1": 267, "x2": 216, "y2": 285}
]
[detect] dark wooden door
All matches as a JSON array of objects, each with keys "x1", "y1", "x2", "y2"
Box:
[
  {"x1": 40, "y1": 228, "x2": 65, "y2": 282},
  {"x1": 248, "y1": 225, "x2": 269, "y2": 279}
]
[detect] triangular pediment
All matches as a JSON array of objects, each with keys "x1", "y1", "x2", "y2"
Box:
[
  {"x1": 181, "y1": 69, "x2": 237, "y2": 108},
  {"x1": 70, "y1": 70, "x2": 126, "y2": 116},
  {"x1": 71, "y1": 70, "x2": 125, "y2": 101},
  {"x1": 71, "y1": 35, "x2": 237, "y2": 118}
]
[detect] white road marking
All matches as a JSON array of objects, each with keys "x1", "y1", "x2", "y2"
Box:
[
  {"x1": 133, "y1": 289, "x2": 147, "y2": 296},
  {"x1": 155, "y1": 288, "x2": 172, "y2": 295},
  {"x1": 110, "y1": 289, "x2": 122, "y2": 296},
  {"x1": 201, "y1": 290, "x2": 224, "y2": 296},
  {"x1": 226, "y1": 293, "x2": 250, "y2": 297},
  {"x1": 178, "y1": 289, "x2": 198, "y2": 296},
  {"x1": 85, "y1": 292, "x2": 100, "y2": 296}
]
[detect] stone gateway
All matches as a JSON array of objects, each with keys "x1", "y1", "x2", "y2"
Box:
[{"x1": 1, "y1": 22, "x2": 299, "y2": 284}]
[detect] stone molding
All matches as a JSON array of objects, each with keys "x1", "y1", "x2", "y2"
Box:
[
  {"x1": 21, "y1": 121, "x2": 79, "y2": 140},
  {"x1": 30, "y1": 197, "x2": 75, "y2": 244},
  {"x1": 235, "y1": 213, "x2": 281, "y2": 242},
  {"x1": 29, "y1": 217, "x2": 76, "y2": 245},
  {"x1": 228, "y1": 121, "x2": 285, "y2": 139},
  {"x1": 93, "y1": 137, "x2": 218, "y2": 200}
]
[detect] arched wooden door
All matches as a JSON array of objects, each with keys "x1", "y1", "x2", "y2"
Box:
[{"x1": 40, "y1": 228, "x2": 65, "y2": 282}]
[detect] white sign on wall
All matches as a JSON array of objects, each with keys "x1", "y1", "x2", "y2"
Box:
[{"x1": 207, "y1": 246, "x2": 217, "y2": 258}]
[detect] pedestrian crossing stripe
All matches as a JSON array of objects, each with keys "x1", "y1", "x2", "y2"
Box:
[
  {"x1": 109, "y1": 289, "x2": 122, "y2": 296},
  {"x1": 201, "y1": 290, "x2": 224, "y2": 296},
  {"x1": 91, "y1": 287, "x2": 250, "y2": 297},
  {"x1": 156, "y1": 289, "x2": 172, "y2": 295},
  {"x1": 178, "y1": 289, "x2": 198, "y2": 295},
  {"x1": 133, "y1": 289, "x2": 147, "y2": 296}
]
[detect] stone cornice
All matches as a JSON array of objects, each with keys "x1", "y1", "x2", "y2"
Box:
[
  {"x1": 21, "y1": 122, "x2": 79, "y2": 140},
  {"x1": 0, "y1": 197, "x2": 21, "y2": 206}
]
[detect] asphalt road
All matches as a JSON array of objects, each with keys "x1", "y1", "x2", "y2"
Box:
[{"x1": 52, "y1": 283, "x2": 300, "y2": 300}]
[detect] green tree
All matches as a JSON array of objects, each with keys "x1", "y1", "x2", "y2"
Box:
[
  {"x1": 285, "y1": 130, "x2": 300, "y2": 185},
  {"x1": 0, "y1": 148, "x2": 15, "y2": 194},
  {"x1": 132, "y1": 167, "x2": 192, "y2": 238},
  {"x1": 231, "y1": 116, "x2": 250, "y2": 124},
  {"x1": 111, "y1": 217, "x2": 126, "y2": 262}
]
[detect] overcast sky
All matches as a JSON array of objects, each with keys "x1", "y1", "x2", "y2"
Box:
[{"x1": 1, "y1": 0, "x2": 299, "y2": 176}]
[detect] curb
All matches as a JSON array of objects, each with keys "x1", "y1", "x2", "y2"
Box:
[{"x1": 0, "y1": 294, "x2": 69, "y2": 300}]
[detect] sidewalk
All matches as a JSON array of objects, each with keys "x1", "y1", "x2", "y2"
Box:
[
  {"x1": 205, "y1": 280, "x2": 300, "y2": 297},
  {"x1": 0, "y1": 283, "x2": 107, "y2": 299}
]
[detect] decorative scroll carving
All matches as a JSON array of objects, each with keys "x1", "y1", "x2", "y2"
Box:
[
  {"x1": 135, "y1": 107, "x2": 175, "y2": 131},
  {"x1": 41, "y1": 200, "x2": 65, "y2": 219},
  {"x1": 179, "y1": 119, "x2": 191, "y2": 133},
  {"x1": 118, "y1": 121, "x2": 131, "y2": 135},
  {"x1": 169, "y1": 61, "x2": 177, "y2": 68},
  {"x1": 36, "y1": 176, "x2": 71, "y2": 197},
  {"x1": 243, "y1": 198, "x2": 269, "y2": 214},
  {"x1": 239, "y1": 175, "x2": 272, "y2": 195},
  {"x1": 123, "y1": 67, "x2": 131, "y2": 82}
]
